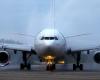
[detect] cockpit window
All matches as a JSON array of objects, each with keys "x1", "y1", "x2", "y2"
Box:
[
  {"x1": 41, "y1": 37, "x2": 44, "y2": 40},
  {"x1": 50, "y1": 37, "x2": 55, "y2": 40},
  {"x1": 55, "y1": 37, "x2": 58, "y2": 40},
  {"x1": 45, "y1": 37, "x2": 49, "y2": 40},
  {"x1": 41, "y1": 36, "x2": 58, "y2": 40}
]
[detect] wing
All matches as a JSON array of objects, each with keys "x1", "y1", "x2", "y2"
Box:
[
  {"x1": 0, "y1": 33, "x2": 35, "y2": 52},
  {"x1": 2, "y1": 44, "x2": 33, "y2": 52},
  {"x1": 65, "y1": 33, "x2": 100, "y2": 52}
]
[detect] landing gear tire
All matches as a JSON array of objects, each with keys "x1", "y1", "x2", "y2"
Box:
[
  {"x1": 80, "y1": 64, "x2": 83, "y2": 71},
  {"x1": 27, "y1": 63, "x2": 31, "y2": 70},
  {"x1": 73, "y1": 64, "x2": 83, "y2": 71},
  {"x1": 46, "y1": 65, "x2": 48, "y2": 71},
  {"x1": 46, "y1": 64, "x2": 52, "y2": 71},
  {"x1": 73, "y1": 52, "x2": 83, "y2": 71},
  {"x1": 20, "y1": 63, "x2": 31, "y2": 70},
  {"x1": 20, "y1": 63, "x2": 24, "y2": 70},
  {"x1": 53, "y1": 64, "x2": 55, "y2": 70},
  {"x1": 47, "y1": 64, "x2": 50, "y2": 71},
  {"x1": 73, "y1": 64, "x2": 76, "y2": 71},
  {"x1": 46, "y1": 64, "x2": 55, "y2": 71}
]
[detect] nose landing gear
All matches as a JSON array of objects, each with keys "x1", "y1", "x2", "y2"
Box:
[
  {"x1": 46, "y1": 63, "x2": 55, "y2": 71},
  {"x1": 43, "y1": 55, "x2": 56, "y2": 71}
]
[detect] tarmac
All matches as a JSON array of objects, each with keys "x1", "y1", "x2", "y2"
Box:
[
  {"x1": 0, "y1": 70, "x2": 100, "y2": 80},
  {"x1": 0, "y1": 64, "x2": 100, "y2": 80}
]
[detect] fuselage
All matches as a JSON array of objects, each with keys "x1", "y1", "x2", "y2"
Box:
[{"x1": 34, "y1": 28, "x2": 66, "y2": 58}]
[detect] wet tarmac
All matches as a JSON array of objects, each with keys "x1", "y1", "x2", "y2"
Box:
[{"x1": 0, "y1": 70, "x2": 100, "y2": 80}]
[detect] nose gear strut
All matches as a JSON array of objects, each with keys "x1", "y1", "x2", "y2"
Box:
[{"x1": 43, "y1": 55, "x2": 56, "y2": 71}]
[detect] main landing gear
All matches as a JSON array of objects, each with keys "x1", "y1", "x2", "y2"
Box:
[
  {"x1": 20, "y1": 51, "x2": 31, "y2": 70},
  {"x1": 73, "y1": 52, "x2": 83, "y2": 71}
]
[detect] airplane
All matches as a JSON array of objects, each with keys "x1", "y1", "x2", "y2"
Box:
[{"x1": 0, "y1": 28, "x2": 99, "y2": 71}]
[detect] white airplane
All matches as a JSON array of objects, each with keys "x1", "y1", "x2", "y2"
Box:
[{"x1": 0, "y1": 28, "x2": 99, "y2": 71}]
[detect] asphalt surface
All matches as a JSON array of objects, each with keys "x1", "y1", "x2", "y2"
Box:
[{"x1": 0, "y1": 70, "x2": 100, "y2": 80}]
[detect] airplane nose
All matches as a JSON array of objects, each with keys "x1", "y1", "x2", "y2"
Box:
[
  {"x1": 44, "y1": 41, "x2": 54, "y2": 48},
  {"x1": 45, "y1": 41, "x2": 54, "y2": 52}
]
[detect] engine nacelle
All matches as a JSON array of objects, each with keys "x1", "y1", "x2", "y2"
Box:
[
  {"x1": 0, "y1": 51, "x2": 10, "y2": 66},
  {"x1": 94, "y1": 51, "x2": 100, "y2": 63}
]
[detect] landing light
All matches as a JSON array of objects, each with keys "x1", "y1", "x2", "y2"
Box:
[
  {"x1": 44, "y1": 55, "x2": 55, "y2": 60},
  {"x1": 58, "y1": 60, "x2": 65, "y2": 64}
]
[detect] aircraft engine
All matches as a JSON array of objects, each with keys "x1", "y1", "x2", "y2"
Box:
[
  {"x1": 0, "y1": 51, "x2": 10, "y2": 66},
  {"x1": 94, "y1": 51, "x2": 100, "y2": 63}
]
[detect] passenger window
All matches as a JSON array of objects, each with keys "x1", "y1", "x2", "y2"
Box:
[{"x1": 55, "y1": 37, "x2": 58, "y2": 40}]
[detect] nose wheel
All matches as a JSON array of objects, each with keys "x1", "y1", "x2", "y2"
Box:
[
  {"x1": 43, "y1": 55, "x2": 56, "y2": 71},
  {"x1": 46, "y1": 64, "x2": 55, "y2": 71}
]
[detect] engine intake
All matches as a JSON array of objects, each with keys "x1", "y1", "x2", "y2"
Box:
[
  {"x1": 94, "y1": 52, "x2": 100, "y2": 63},
  {"x1": 0, "y1": 51, "x2": 10, "y2": 66}
]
